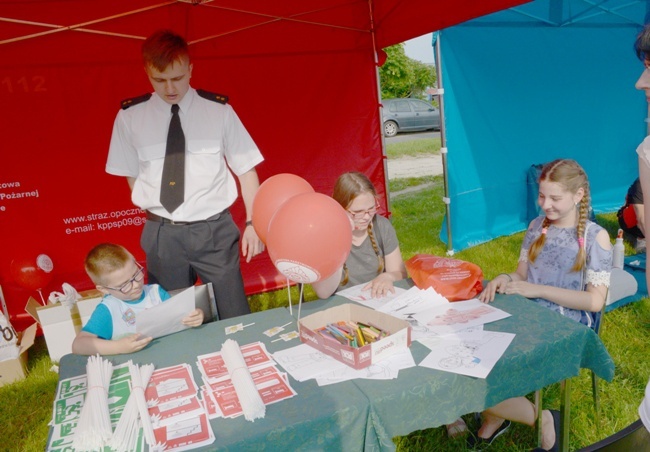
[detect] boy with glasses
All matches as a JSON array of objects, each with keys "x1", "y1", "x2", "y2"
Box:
[{"x1": 72, "y1": 243, "x2": 203, "y2": 355}]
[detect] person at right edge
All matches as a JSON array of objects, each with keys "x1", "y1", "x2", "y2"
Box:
[
  {"x1": 634, "y1": 24, "x2": 650, "y2": 293},
  {"x1": 106, "y1": 30, "x2": 264, "y2": 320}
]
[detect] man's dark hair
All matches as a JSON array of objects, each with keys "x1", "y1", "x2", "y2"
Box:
[{"x1": 635, "y1": 24, "x2": 650, "y2": 61}]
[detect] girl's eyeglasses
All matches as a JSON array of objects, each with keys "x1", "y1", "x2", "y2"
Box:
[
  {"x1": 104, "y1": 263, "x2": 145, "y2": 294},
  {"x1": 347, "y1": 203, "x2": 379, "y2": 220}
]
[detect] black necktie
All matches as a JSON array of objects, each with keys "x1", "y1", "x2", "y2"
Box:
[{"x1": 160, "y1": 104, "x2": 185, "y2": 213}]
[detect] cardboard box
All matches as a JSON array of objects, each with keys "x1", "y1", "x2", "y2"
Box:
[
  {"x1": 0, "y1": 323, "x2": 37, "y2": 387},
  {"x1": 299, "y1": 303, "x2": 411, "y2": 370},
  {"x1": 24, "y1": 289, "x2": 102, "y2": 363}
]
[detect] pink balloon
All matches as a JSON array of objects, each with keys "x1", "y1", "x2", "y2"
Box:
[
  {"x1": 267, "y1": 192, "x2": 352, "y2": 283},
  {"x1": 252, "y1": 173, "x2": 314, "y2": 244},
  {"x1": 10, "y1": 253, "x2": 54, "y2": 291}
]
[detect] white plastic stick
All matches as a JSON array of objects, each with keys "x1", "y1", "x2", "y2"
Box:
[
  {"x1": 72, "y1": 354, "x2": 113, "y2": 450},
  {"x1": 221, "y1": 339, "x2": 265, "y2": 421},
  {"x1": 110, "y1": 361, "x2": 156, "y2": 451},
  {"x1": 287, "y1": 278, "x2": 292, "y2": 315}
]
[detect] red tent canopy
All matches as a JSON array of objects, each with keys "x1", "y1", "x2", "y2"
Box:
[{"x1": 0, "y1": 0, "x2": 527, "y2": 330}]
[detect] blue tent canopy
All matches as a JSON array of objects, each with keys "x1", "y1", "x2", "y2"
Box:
[{"x1": 438, "y1": 0, "x2": 650, "y2": 250}]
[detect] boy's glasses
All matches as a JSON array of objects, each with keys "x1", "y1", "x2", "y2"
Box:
[
  {"x1": 347, "y1": 203, "x2": 379, "y2": 220},
  {"x1": 104, "y1": 263, "x2": 145, "y2": 294}
]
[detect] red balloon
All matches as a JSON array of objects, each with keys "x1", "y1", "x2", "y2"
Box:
[
  {"x1": 267, "y1": 192, "x2": 352, "y2": 283},
  {"x1": 10, "y1": 254, "x2": 54, "y2": 291},
  {"x1": 252, "y1": 173, "x2": 314, "y2": 244}
]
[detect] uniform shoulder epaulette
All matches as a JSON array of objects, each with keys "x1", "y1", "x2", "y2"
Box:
[
  {"x1": 120, "y1": 93, "x2": 152, "y2": 110},
  {"x1": 197, "y1": 89, "x2": 229, "y2": 104}
]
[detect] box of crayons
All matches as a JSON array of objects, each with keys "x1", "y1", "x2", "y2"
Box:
[{"x1": 298, "y1": 303, "x2": 411, "y2": 370}]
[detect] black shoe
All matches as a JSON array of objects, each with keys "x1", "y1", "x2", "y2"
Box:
[{"x1": 467, "y1": 419, "x2": 512, "y2": 451}]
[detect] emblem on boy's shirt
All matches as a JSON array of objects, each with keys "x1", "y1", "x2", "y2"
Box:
[{"x1": 123, "y1": 308, "x2": 136, "y2": 326}]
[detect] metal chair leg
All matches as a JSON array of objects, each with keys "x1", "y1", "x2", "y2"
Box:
[
  {"x1": 535, "y1": 389, "x2": 543, "y2": 447},
  {"x1": 592, "y1": 370, "x2": 600, "y2": 424},
  {"x1": 560, "y1": 379, "x2": 571, "y2": 452}
]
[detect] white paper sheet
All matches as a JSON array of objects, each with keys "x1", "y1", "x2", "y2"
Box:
[
  {"x1": 376, "y1": 286, "x2": 449, "y2": 318},
  {"x1": 137, "y1": 287, "x2": 195, "y2": 339},
  {"x1": 412, "y1": 298, "x2": 511, "y2": 334},
  {"x1": 418, "y1": 330, "x2": 515, "y2": 378},
  {"x1": 336, "y1": 283, "x2": 407, "y2": 309},
  {"x1": 272, "y1": 343, "x2": 349, "y2": 382},
  {"x1": 316, "y1": 349, "x2": 416, "y2": 386}
]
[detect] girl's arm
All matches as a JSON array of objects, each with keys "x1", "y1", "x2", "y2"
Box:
[
  {"x1": 311, "y1": 266, "x2": 343, "y2": 299},
  {"x1": 515, "y1": 280, "x2": 607, "y2": 312},
  {"x1": 362, "y1": 246, "x2": 408, "y2": 298},
  {"x1": 504, "y1": 229, "x2": 611, "y2": 312},
  {"x1": 383, "y1": 246, "x2": 408, "y2": 281},
  {"x1": 478, "y1": 258, "x2": 528, "y2": 303}
]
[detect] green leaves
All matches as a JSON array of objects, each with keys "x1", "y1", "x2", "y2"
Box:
[{"x1": 379, "y1": 43, "x2": 436, "y2": 99}]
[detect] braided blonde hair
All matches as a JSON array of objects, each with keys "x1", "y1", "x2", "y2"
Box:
[
  {"x1": 528, "y1": 159, "x2": 590, "y2": 272},
  {"x1": 333, "y1": 172, "x2": 384, "y2": 286}
]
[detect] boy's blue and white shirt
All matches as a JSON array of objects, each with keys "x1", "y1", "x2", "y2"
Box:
[{"x1": 82, "y1": 284, "x2": 170, "y2": 340}]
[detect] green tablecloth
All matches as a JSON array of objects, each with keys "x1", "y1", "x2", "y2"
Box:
[
  {"x1": 53, "y1": 307, "x2": 371, "y2": 451},
  {"x1": 51, "y1": 289, "x2": 614, "y2": 451},
  {"x1": 344, "y1": 293, "x2": 615, "y2": 450}
]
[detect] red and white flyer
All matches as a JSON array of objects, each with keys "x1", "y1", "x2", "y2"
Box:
[
  {"x1": 145, "y1": 363, "x2": 198, "y2": 405},
  {"x1": 148, "y1": 393, "x2": 205, "y2": 427},
  {"x1": 205, "y1": 367, "x2": 296, "y2": 419},
  {"x1": 197, "y1": 342, "x2": 274, "y2": 383},
  {"x1": 200, "y1": 387, "x2": 222, "y2": 419},
  {"x1": 152, "y1": 411, "x2": 215, "y2": 451}
]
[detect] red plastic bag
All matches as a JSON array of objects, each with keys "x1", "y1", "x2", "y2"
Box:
[{"x1": 405, "y1": 254, "x2": 484, "y2": 301}]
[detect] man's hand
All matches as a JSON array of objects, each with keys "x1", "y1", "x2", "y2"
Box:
[{"x1": 241, "y1": 225, "x2": 264, "y2": 262}]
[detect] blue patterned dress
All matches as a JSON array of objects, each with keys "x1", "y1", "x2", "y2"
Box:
[{"x1": 519, "y1": 216, "x2": 612, "y2": 326}]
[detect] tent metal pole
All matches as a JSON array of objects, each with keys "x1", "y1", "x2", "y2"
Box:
[
  {"x1": 368, "y1": 0, "x2": 392, "y2": 218},
  {"x1": 378, "y1": 70, "x2": 392, "y2": 218},
  {"x1": 434, "y1": 31, "x2": 453, "y2": 254}
]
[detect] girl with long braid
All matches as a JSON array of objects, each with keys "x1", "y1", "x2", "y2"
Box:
[
  {"x1": 311, "y1": 171, "x2": 407, "y2": 299},
  {"x1": 313, "y1": 172, "x2": 470, "y2": 438},
  {"x1": 473, "y1": 159, "x2": 612, "y2": 451}
]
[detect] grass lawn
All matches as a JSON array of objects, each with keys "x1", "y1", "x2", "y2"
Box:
[
  {"x1": 384, "y1": 137, "x2": 441, "y2": 159},
  {"x1": 1, "y1": 174, "x2": 648, "y2": 451}
]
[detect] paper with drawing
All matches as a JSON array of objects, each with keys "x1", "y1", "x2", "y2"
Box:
[
  {"x1": 419, "y1": 330, "x2": 515, "y2": 378},
  {"x1": 412, "y1": 298, "x2": 510, "y2": 334}
]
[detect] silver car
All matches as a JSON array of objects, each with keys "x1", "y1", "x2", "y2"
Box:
[{"x1": 382, "y1": 98, "x2": 441, "y2": 137}]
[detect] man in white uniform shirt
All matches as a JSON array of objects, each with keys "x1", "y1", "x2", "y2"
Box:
[{"x1": 106, "y1": 30, "x2": 264, "y2": 319}]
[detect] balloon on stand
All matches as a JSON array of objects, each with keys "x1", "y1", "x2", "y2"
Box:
[
  {"x1": 252, "y1": 173, "x2": 314, "y2": 244},
  {"x1": 10, "y1": 253, "x2": 54, "y2": 292},
  {"x1": 266, "y1": 192, "x2": 352, "y2": 283}
]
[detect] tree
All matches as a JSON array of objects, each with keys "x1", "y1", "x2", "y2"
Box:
[{"x1": 378, "y1": 43, "x2": 436, "y2": 99}]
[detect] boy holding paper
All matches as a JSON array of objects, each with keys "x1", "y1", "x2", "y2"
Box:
[{"x1": 72, "y1": 243, "x2": 203, "y2": 356}]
